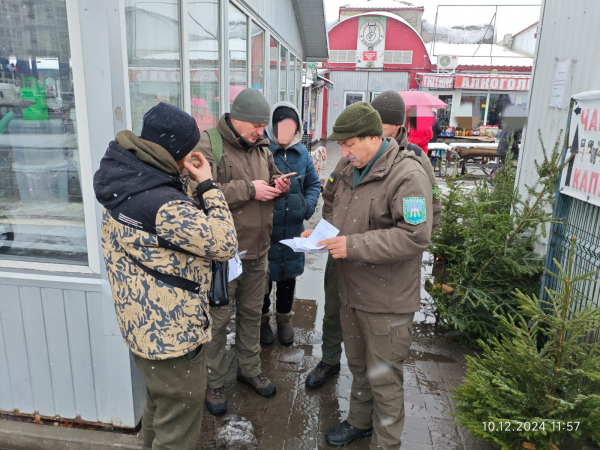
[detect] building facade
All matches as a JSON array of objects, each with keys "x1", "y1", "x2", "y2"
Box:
[
  {"x1": 0, "y1": 0, "x2": 326, "y2": 428},
  {"x1": 324, "y1": 11, "x2": 433, "y2": 136}
]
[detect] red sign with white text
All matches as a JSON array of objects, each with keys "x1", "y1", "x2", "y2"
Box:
[
  {"x1": 455, "y1": 75, "x2": 530, "y2": 91},
  {"x1": 363, "y1": 51, "x2": 377, "y2": 61}
]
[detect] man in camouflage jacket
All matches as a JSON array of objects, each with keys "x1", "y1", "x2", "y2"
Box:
[{"x1": 94, "y1": 103, "x2": 237, "y2": 450}]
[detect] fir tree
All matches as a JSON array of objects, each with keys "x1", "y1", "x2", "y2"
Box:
[
  {"x1": 453, "y1": 237, "x2": 600, "y2": 450},
  {"x1": 428, "y1": 132, "x2": 568, "y2": 342}
]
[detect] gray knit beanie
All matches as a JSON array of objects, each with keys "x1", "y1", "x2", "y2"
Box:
[
  {"x1": 371, "y1": 91, "x2": 406, "y2": 126},
  {"x1": 230, "y1": 88, "x2": 271, "y2": 124}
]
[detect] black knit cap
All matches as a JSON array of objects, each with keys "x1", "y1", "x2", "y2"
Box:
[
  {"x1": 141, "y1": 102, "x2": 200, "y2": 161},
  {"x1": 371, "y1": 91, "x2": 406, "y2": 126},
  {"x1": 273, "y1": 106, "x2": 300, "y2": 137}
]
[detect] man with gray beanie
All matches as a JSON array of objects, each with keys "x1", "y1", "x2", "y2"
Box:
[
  {"x1": 190, "y1": 88, "x2": 290, "y2": 416},
  {"x1": 302, "y1": 101, "x2": 433, "y2": 449}
]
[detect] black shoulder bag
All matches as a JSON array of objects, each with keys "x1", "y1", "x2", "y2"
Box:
[{"x1": 208, "y1": 260, "x2": 229, "y2": 307}]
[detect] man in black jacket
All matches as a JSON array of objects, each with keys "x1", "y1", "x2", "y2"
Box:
[{"x1": 94, "y1": 103, "x2": 237, "y2": 450}]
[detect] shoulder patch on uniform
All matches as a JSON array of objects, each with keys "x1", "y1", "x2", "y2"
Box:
[
  {"x1": 328, "y1": 173, "x2": 335, "y2": 183},
  {"x1": 403, "y1": 197, "x2": 427, "y2": 225},
  {"x1": 432, "y1": 185, "x2": 441, "y2": 200}
]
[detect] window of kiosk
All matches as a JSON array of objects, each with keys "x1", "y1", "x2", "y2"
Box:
[
  {"x1": 250, "y1": 23, "x2": 264, "y2": 94},
  {"x1": 125, "y1": 0, "x2": 182, "y2": 135},
  {"x1": 487, "y1": 93, "x2": 517, "y2": 128},
  {"x1": 269, "y1": 38, "x2": 279, "y2": 105},
  {"x1": 0, "y1": 0, "x2": 88, "y2": 265},
  {"x1": 279, "y1": 46, "x2": 288, "y2": 102},
  {"x1": 459, "y1": 93, "x2": 488, "y2": 127},
  {"x1": 345, "y1": 91, "x2": 365, "y2": 107},
  {"x1": 289, "y1": 55, "x2": 296, "y2": 105},
  {"x1": 188, "y1": 0, "x2": 219, "y2": 133},
  {"x1": 437, "y1": 95, "x2": 453, "y2": 128},
  {"x1": 228, "y1": 4, "x2": 247, "y2": 107}
]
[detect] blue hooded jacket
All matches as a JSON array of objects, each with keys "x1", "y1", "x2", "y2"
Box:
[{"x1": 265, "y1": 102, "x2": 321, "y2": 282}]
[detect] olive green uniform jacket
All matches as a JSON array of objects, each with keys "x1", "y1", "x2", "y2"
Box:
[
  {"x1": 324, "y1": 138, "x2": 433, "y2": 314},
  {"x1": 190, "y1": 114, "x2": 283, "y2": 259}
]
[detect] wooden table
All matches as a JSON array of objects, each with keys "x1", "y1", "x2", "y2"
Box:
[{"x1": 451, "y1": 146, "x2": 499, "y2": 176}]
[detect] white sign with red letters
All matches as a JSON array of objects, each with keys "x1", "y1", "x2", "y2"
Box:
[{"x1": 560, "y1": 94, "x2": 600, "y2": 206}]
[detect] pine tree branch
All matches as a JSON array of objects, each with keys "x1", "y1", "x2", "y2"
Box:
[{"x1": 548, "y1": 236, "x2": 577, "y2": 413}]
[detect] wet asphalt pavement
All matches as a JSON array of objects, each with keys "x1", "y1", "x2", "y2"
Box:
[{"x1": 197, "y1": 141, "x2": 497, "y2": 450}]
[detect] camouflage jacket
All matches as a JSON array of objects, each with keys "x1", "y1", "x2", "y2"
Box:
[{"x1": 94, "y1": 132, "x2": 237, "y2": 360}]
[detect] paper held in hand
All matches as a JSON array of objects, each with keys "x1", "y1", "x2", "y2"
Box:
[
  {"x1": 228, "y1": 250, "x2": 246, "y2": 282},
  {"x1": 280, "y1": 219, "x2": 340, "y2": 253}
]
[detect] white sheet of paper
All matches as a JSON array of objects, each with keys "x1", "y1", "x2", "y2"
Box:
[
  {"x1": 308, "y1": 219, "x2": 340, "y2": 246},
  {"x1": 280, "y1": 220, "x2": 340, "y2": 253},
  {"x1": 228, "y1": 253, "x2": 243, "y2": 282}
]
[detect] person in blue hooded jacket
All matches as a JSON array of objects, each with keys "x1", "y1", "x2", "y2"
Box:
[{"x1": 261, "y1": 102, "x2": 321, "y2": 345}]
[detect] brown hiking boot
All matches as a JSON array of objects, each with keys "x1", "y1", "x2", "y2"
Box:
[
  {"x1": 205, "y1": 386, "x2": 227, "y2": 416},
  {"x1": 275, "y1": 312, "x2": 295, "y2": 346},
  {"x1": 236, "y1": 370, "x2": 276, "y2": 397}
]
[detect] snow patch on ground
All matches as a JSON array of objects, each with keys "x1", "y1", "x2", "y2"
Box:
[{"x1": 214, "y1": 416, "x2": 259, "y2": 450}]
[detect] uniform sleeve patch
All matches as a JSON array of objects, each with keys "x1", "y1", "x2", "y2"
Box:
[
  {"x1": 328, "y1": 173, "x2": 335, "y2": 183},
  {"x1": 432, "y1": 185, "x2": 441, "y2": 200},
  {"x1": 403, "y1": 197, "x2": 427, "y2": 225}
]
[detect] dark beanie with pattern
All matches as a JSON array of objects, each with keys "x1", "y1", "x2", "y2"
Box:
[
  {"x1": 371, "y1": 91, "x2": 406, "y2": 126},
  {"x1": 141, "y1": 102, "x2": 200, "y2": 160}
]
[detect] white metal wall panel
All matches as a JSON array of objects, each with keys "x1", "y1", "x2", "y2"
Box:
[
  {"x1": 0, "y1": 284, "x2": 136, "y2": 426},
  {"x1": 515, "y1": 0, "x2": 600, "y2": 250},
  {"x1": 242, "y1": 0, "x2": 304, "y2": 58},
  {"x1": 328, "y1": 71, "x2": 410, "y2": 136}
]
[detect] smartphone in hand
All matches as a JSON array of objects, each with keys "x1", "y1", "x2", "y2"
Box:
[{"x1": 269, "y1": 172, "x2": 297, "y2": 186}]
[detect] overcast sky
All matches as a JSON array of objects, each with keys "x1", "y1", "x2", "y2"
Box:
[{"x1": 324, "y1": 0, "x2": 541, "y2": 37}]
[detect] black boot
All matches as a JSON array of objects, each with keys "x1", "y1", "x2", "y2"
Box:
[
  {"x1": 305, "y1": 361, "x2": 341, "y2": 389},
  {"x1": 326, "y1": 420, "x2": 373, "y2": 447},
  {"x1": 260, "y1": 314, "x2": 275, "y2": 345}
]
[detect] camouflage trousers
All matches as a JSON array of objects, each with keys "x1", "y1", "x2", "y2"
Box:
[
  {"x1": 206, "y1": 253, "x2": 268, "y2": 388},
  {"x1": 340, "y1": 306, "x2": 414, "y2": 450},
  {"x1": 134, "y1": 345, "x2": 206, "y2": 450}
]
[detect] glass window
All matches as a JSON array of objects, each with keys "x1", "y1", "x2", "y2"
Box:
[
  {"x1": 296, "y1": 61, "x2": 302, "y2": 110},
  {"x1": 459, "y1": 93, "x2": 488, "y2": 127},
  {"x1": 345, "y1": 91, "x2": 365, "y2": 107},
  {"x1": 188, "y1": 0, "x2": 219, "y2": 133},
  {"x1": 279, "y1": 46, "x2": 287, "y2": 102},
  {"x1": 488, "y1": 93, "x2": 517, "y2": 128},
  {"x1": 228, "y1": 4, "x2": 247, "y2": 107},
  {"x1": 437, "y1": 94, "x2": 453, "y2": 128},
  {"x1": 289, "y1": 55, "x2": 296, "y2": 105},
  {"x1": 0, "y1": 0, "x2": 87, "y2": 264},
  {"x1": 250, "y1": 22, "x2": 264, "y2": 93},
  {"x1": 269, "y1": 37, "x2": 278, "y2": 105},
  {"x1": 125, "y1": 0, "x2": 181, "y2": 134}
]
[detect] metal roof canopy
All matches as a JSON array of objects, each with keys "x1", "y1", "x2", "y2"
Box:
[{"x1": 292, "y1": 0, "x2": 329, "y2": 61}]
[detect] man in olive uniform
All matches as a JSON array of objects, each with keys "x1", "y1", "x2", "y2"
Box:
[
  {"x1": 305, "y1": 102, "x2": 433, "y2": 449},
  {"x1": 190, "y1": 88, "x2": 290, "y2": 416},
  {"x1": 304, "y1": 92, "x2": 440, "y2": 391}
]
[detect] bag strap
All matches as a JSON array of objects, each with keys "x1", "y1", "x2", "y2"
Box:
[
  {"x1": 206, "y1": 127, "x2": 224, "y2": 166},
  {"x1": 124, "y1": 250, "x2": 203, "y2": 295},
  {"x1": 207, "y1": 127, "x2": 269, "y2": 166}
]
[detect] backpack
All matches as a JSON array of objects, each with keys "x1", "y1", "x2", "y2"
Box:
[{"x1": 205, "y1": 127, "x2": 269, "y2": 165}]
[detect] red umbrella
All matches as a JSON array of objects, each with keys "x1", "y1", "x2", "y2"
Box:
[{"x1": 399, "y1": 90, "x2": 447, "y2": 109}]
